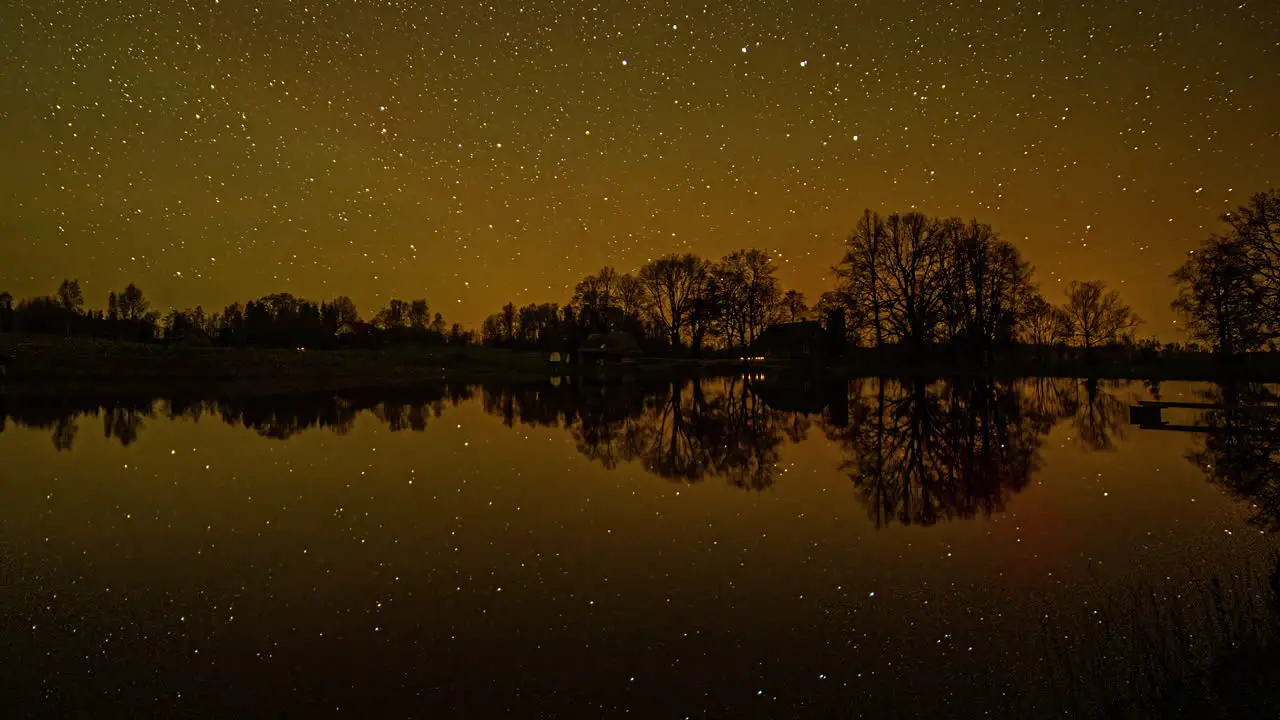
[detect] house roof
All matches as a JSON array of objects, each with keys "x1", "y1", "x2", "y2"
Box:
[{"x1": 753, "y1": 321, "x2": 825, "y2": 343}]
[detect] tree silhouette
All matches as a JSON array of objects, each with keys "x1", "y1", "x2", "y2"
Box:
[
  {"x1": 1172, "y1": 237, "x2": 1264, "y2": 355},
  {"x1": 1059, "y1": 280, "x2": 1141, "y2": 350},
  {"x1": 329, "y1": 296, "x2": 360, "y2": 328},
  {"x1": 374, "y1": 299, "x2": 410, "y2": 329},
  {"x1": 834, "y1": 209, "x2": 888, "y2": 346},
  {"x1": 831, "y1": 209, "x2": 1035, "y2": 355},
  {"x1": 118, "y1": 283, "x2": 148, "y2": 320},
  {"x1": 501, "y1": 302, "x2": 517, "y2": 342},
  {"x1": 571, "y1": 266, "x2": 620, "y2": 334},
  {"x1": 614, "y1": 272, "x2": 648, "y2": 335},
  {"x1": 781, "y1": 289, "x2": 808, "y2": 322},
  {"x1": 1221, "y1": 190, "x2": 1280, "y2": 325},
  {"x1": 408, "y1": 299, "x2": 430, "y2": 329},
  {"x1": 880, "y1": 213, "x2": 949, "y2": 349},
  {"x1": 638, "y1": 253, "x2": 709, "y2": 349},
  {"x1": 940, "y1": 219, "x2": 1034, "y2": 361},
  {"x1": 448, "y1": 322, "x2": 469, "y2": 345},
  {"x1": 0, "y1": 290, "x2": 12, "y2": 332},
  {"x1": 715, "y1": 249, "x2": 783, "y2": 352},
  {"x1": 57, "y1": 279, "x2": 84, "y2": 315},
  {"x1": 1021, "y1": 293, "x2": 1059, "y2": 346}
]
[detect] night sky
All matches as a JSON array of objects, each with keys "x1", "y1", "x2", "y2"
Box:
[{"x1": 2, "y1": 1, "x2": 1277, "y2": 336}]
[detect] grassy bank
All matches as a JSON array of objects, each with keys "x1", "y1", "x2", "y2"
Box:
[
  {"x1": 0, "y1": 335, "x2": 743, "y2": 395},
  {"x1": 3, "y1": 335, "x2": 1278, "y2": 395},
  {"x1": 0, "y1": 335, "x2": 557, "y2": 392}
]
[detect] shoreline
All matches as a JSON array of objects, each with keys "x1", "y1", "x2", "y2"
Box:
[{"x1": 2, "y1": 334, "x2": 1278, "y2": 397}]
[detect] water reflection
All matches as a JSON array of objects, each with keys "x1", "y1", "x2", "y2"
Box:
[
  {"x1": 1188, "y1": 383, "x2": 1280, "y2": 531},
  {"x1": 821, "y1": 378, "x2": 1051, "y2": 527},
  {"x1": 5, "y1": 376, "x2": 1280, "y2": 531},
  {"x1": 4, "y1": 377, "x2": 1280, "y2": 717}
]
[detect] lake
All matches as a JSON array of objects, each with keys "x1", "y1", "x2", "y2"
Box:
[{"x1": 2, "y1": 376, "x2": 1278, "y2": 717}]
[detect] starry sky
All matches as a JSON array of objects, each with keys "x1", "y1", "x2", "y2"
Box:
[{"x1": 1, "y1": 0, "x2": 1277, "y2": 336}]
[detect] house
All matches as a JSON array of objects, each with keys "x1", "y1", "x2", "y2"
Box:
[
  {"x1": 750, "y1": 320, "x2": 829, "y2": 360},
  {"x1": 578, "y1": 331, "x2": 642, "y2": 364}
]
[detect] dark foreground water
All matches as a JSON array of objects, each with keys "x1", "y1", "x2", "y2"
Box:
[{"x1": 2, "y1": 376, "x2": 1279, "y2": 718}]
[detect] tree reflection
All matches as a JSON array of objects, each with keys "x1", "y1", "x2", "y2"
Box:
[
  {"x1": 0, "y1": 384, "x2": 478, "y2": 448},
  {"x1": 822, "y1": 378, "x2": 1054, "y2": 527},
  {"x1": 478, "y1": 376, "x2": 811, "y2": 490},
  {"x1": 1187, "y1": 383, "x2": 1280, "y2": 531},
  {"x1": 0, "y1": 374, "x2": 1148, "y2": 522},
  {"x1": 104, "y1": 405, "x2": 148, "y2": 446},
  {"x1": 51, "y1": 416, "x2": 78, "y2": 452},
  {"x1": 1059, "y1": 378, "x2": 1130, "y2": 451}
]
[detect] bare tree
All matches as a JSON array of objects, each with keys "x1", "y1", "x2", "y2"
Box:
[
  {"x1": 375, "y1": 299, "x2": 410, "y2": 328},
  {"x1": 481, "y1": 314, "x2": 504, "y2": 345},
  {"x1": 715, "y1": 249, "x2": 782, "y2": 352},
  {"x1": 1059, "y1": 280, "x2": 1141, "y2": 349},
  {"x1": 0, "y1": 290, "x2": 12, "y2": 333},
  {"x1": 501, "y1": 302, "x2": 517, "y2": 342},
  {"x1": 1021, "y1": 294, "x2": 1059, "y2": 346},
  {"x1": 118, "y1": 283, "x2": 149, "y2": 321},
  {"x1": 881, "y1": 213, "x2": 949, "y2": 349},
  {"x1": 1171, "y1": 237, "x2": 1264, "y2": 356},
  {"x1": 330, "y1": 296, "x2": 360, "y2": 327},
  {"x1": 781, "y1": 289, "x2": 808, "y2": 322},
  {"x1": 639, "y1": 253, "x2": 709, "y2": 348},
  {"x1": 1222, "y1": 190, "x2": 1280, "y2": 321},
  {"x1": 687, "y1": 273, "x2": 723, "y2": 353},
  {"x1": 834, "y1": 210, "x2": 888, "y2": 346},
  {"x1": 407, "y1": 299, "x2": 430, "y2": 329},
  {"x1": 57, "y1": 279, "x2": 84, "y2": 314},
  {"x1": 571, "y1": 266, "x2": 619, "y2": 332},
  {"x1": 816, "y1": 289, "x2": 865, "y2": 346},
  {"x1": 1208, "y1": 190, "x2": 1280, "y2": 340},
  {"x1": 942, "y1": 219, "x2": 1035, "y2": 356},
  {"x1": 615, "y1": 273, "x2": 647, "y2": 321}
]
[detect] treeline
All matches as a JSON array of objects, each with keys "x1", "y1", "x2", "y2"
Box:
[
  {"x1": 0, "y1": 281, "x2": 162, "y2": 343},
  {"x1": 478, "y1": 217, "x2": 1148, "y2": 361},
  {"x1": 4, "y1": 188, "x2": 1275, "y2": 359},
  {"x1": 159, "y1": 294, "x2": 470, "y2": 348},
  {"x1": 480, "y1": 189, "x2": 1280, "y2": 360},
  {"x1": 0, "y1": 283, "x2": 473, "y2": 349},
  {"x1": 824, "y1": 211, "x2": 1143, "y2": 359},
  {"x1": 480, "y1": 249, "x2": 812, "y2": 354}
]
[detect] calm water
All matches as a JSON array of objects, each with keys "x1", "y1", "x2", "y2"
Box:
[{"x1": 2, "y1": 376, "x2": 1279, "y2": 718}]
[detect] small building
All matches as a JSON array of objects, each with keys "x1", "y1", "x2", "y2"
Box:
[
  {"x1": 750, "y1": 321, "x2": 829, "y2": 360},
  {"x1": 578, "y1": 331, "x2": 642, "y2": 364}
]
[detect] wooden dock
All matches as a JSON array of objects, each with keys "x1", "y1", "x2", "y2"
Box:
[{"x1": 1130, "y1": 399, "x2": 1280, "y2": 433}]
